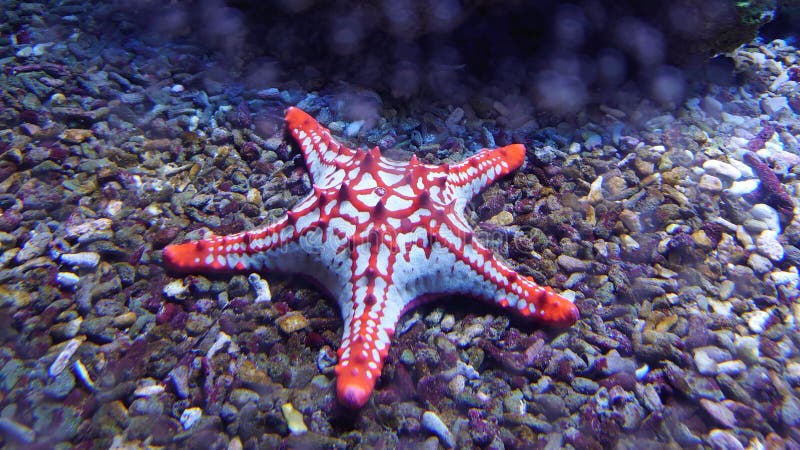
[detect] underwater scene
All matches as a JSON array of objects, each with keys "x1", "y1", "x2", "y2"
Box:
[{"x1": 1, "y1": 0, "x2": 799, "y2": 448}]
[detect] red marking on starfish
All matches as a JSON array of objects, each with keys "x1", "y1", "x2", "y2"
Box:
[{"x1": 163, "y1": 107, "x2": 579, "y2": 409}]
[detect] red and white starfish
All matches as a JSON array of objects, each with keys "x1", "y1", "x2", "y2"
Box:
[{"x1": 164, "y1": 107, "x2": 579, "y2": 409}]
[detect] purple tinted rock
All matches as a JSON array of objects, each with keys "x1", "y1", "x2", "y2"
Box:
[{"x1": 743, "y1": 151, "x2": 794, "y2": 220}]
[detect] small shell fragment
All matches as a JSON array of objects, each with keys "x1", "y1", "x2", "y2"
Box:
[
  {"x1": 49, "y1": 336, "x2": 85, "y2": 377},
  {"x1": 281, "y1": 402, "x2": 307, "y2": 434}
]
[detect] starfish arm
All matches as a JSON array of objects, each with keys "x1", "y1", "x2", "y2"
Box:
[
  {"x1": 447, "y1": 144, "x2": 526, "y2": 201},
  {"x1": 432, "y1": 218, "x2": 579, "y2": 327},
  {"x1": 334, "y1": 277, "x2": 401, "y2": 409},
  {"x1": 285, "y1": 106, "x2": 357, "y2": 185},
  {"x1": 163, "y1": 190, "x2": 328, "y2": 273},
  {"x1": 162, "y1": 218, "x2": 293, "y2": 273}
]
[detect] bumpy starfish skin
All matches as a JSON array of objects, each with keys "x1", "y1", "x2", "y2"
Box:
[{"x1": 164, "y1": 107, "x2": 579, "y2": 409}]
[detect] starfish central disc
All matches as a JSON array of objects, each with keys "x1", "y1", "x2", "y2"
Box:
[{"x1": 163, "y1": 107, "x2": 579, "y2": 409}]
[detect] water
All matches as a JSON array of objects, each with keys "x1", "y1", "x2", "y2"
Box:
[{"x1": 0, "y1": 1, "x2": 798, "y2": 448}]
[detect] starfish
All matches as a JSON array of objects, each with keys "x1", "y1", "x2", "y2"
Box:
[{"x1": 163, "y1": 107, "x2": 579, "y2": 409}]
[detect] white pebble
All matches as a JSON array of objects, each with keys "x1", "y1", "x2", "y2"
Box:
[
  {"x1": 747, "y1": 253, "x2": 773, "y2": 274},
  {"x1": 248, "y1": 273, "x2": 271, "y2": 303},
  {"x1": 725, "y1": 178, "x2": 760, "y2": 195},
  {"x1": 716, "y1": 360, "x2": 746, "y2": 376},
  {"x1": 693, "y1": 349, "x2": 718, "y2": 375},
  {"x1": 422, "y1": 411, "x2": 455, "y2": 448},
  {"x1": 703, "y1": 159, "x2": 742, "y2": 180},
  {"x1": 698, "y1": 174, "x2": 723, "y2": 192},
  {"x1": 207, "y1": 331, "x2": 232, "y2": 359},
  {"x1": 727, "y1": 158, "x2": 755, "y2": 178},
  {"x1": 635, "y1": 364, "x2": 650, "y2": 380},
  {"x1": 750, "y1": 204, "x2": 781, "y2": 232},
  {"x1": 761, "y1": 96, "x2": 789, "y2": 116},
  {"x1": 771, "y1": 268, "x2": 799, "y2": 288},
  {"x1": 133, "y1": 383, "x2": 165, "y2": 397},
  {"x1": 49, "y1": 337, "x2": 84, "y2": 377},
  {"x1": 735, "y1": 335, "x2": 760, "y2": 361},
  {"x1": 171, "y1": 84, "x2": 185, "y2": 93},
  {"x1": 745, "y1": 310, "x2": 771, "y2": 334},
  {"x1": 163, "y1": 279, "x2": 189, "y2": 299},
  {"x1": 60, "y1": 252, "x2": 100, "y2": 269},
  {"x1": 756, "y1": 229, "x2": 784, "y2": 261},
  {"x1": 345, "y1": 120, "x2": 364, "y2": 137},
  {"x1": 180, "y1": 407, "x2": 203, "y2": 430},
  {"x1": 55, "y1": 271, "x2": 80, "y2": 288},
  {"x1": 620, "y1": 234, "x2": 640, "y2": 251}
]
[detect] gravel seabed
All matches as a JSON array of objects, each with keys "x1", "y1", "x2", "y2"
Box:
[{"x1": 0, "y1": 2, "x2": 799, "y2": 450}]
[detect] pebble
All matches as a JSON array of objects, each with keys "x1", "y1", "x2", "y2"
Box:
[
  {"x1": 698, "y1": 174, "x2": 723, "y2": 192},
  {"x1": 487, "y1": 210, "x2": 513, "y2": 226},
  {"x1": 276, "y1": 311, "x2": 309, "y2": 333},
  {"x1": 735, "y1": 336, "x2": 760, "y2": 364},
  {"x1": 716, "y1": 360, "x2": 746, "y2": 376},
  {"x1": 59, "y1": 128, "x2": 94, "y2": 144},
  {"x1": 133, "y1": 383, "x2": 165, "y2": 397},
  {"x1": 180, "y1": 407, "x2": 203, "y2": 430},
  {"x1": 620, "y1": 234, "x2": 640, "y2": 251},
  {"x1": 556, "y1": 254, "x2": 588, "y2": 272},
  {"x1": 55, "y1": 271, "x2": 81, "y2": 288},
  {"x1": 586, "y1": 175, "x2": 604, "y2": 203},
  {"x1": 421, "y1": 411, "x2": 454, "y2": 448},
  {"x1": 693, "y1": 348, "x2": 718, "y2": 376},
  {"x1": 0, "y1": 418, "x2": 35, "y2": 444},
  {"x1": 747, "y1": 252, "x2": 773, "y2": 274},
  {"x1": 761, "y1": 96, "x2": 789, "y2": 115},
  {"x1": 702, "y1": 160, "x2": 741, "y2": 180},
  {"x1": 701, "y1": 95, "x2": 724, "y2": 117},
  {"x1": 73, "y1": 360, "x2": 95, "y2": 391},
  {"x1": 619, "y1": 209, "x2": 642, "y2": 232},
  {"x1": 163, "y1": 279, "x2": 189, "y2": 299},
  {"x1": 700, "y1": 399, "x2": 736, "y2": 428},
  {"x1": 281, "y1": 403, "x2": 308, "y2": 434},
  {"x1": 248, "y1": 273, "x2": 272, "y2": 303},
  {"x1": 708, "y1": 429, "x2": 744, "y2": 450},
  {"x1": 749, "y1": 204, "x2": 780, "y2": 232},
  {"x1": 207, "y1": 332, "x2": 233, "y2": 358},
  {"x1": 745, "y1": 310, "x2": 771, "y2": 334},
  {"x1": 755, "y1": 229, "x2": 784, "y2": 261},
  {"x1": 725, "y1": 178, "x2": 760, "y2": 195},
  {"x1": 15, "y1": 223, "x2": 52, "y2": 263},
  {"x1": 65, "y1": 218, "x2": 113, "y2": 239},
  {"x1": 771, "y1": 268, "x2": 799, "y2": 287},
  {"x1": 60, "y1": 252, "x2": 101, "y2": 269},
  {"x1": 112, "y1": 311, "x2": 137, "y2": 328}
]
